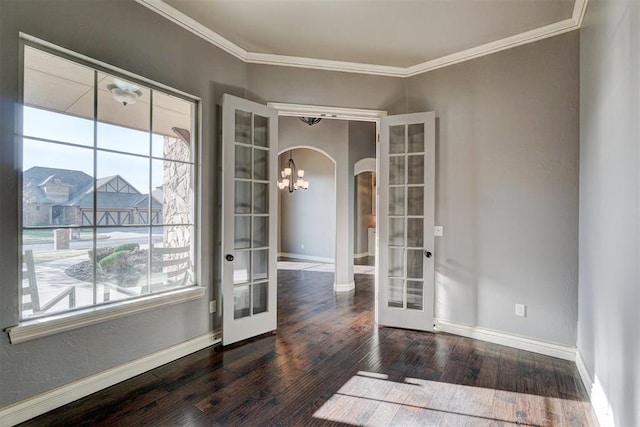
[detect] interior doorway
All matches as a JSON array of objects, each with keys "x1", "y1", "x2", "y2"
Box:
[
  {"x1": 277, "y1": 146, "x2": 337, "y2": 281},
  {"x1": 354, "y1": 170, "x2": 376, "y2": 267}
]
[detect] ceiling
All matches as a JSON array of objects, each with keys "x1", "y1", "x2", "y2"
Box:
[
  {"x1": 24, "y1": 46, "x2": 192, "y2": 136},
  {"x1": 138, "y1": 0, "x2": 587, "y2": 77}
]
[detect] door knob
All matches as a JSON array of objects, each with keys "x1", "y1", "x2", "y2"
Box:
[
  {"x1": 424, "y1": 250, "x2": 432, "y2": 258},
  {"x1": 225, "y1": 254, "x2": 234, "y2": 262}
]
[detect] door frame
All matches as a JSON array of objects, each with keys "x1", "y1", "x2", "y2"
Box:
[{"x1": 267, "y1": 102, "x2": 389, "y2": 318}]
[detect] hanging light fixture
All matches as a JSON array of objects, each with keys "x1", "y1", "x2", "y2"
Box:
[
  {"x1": 299, "y1": 117, "x2": 322, "y2": 126},
  {"x1": 107, "y1": 79, "x2": 142, "y2": 106},
  {"x1": 278, "y1": 150, "x2": 309, "y2": 192}
]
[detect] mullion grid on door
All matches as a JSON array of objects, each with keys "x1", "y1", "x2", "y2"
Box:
[{"x1": 406, "y1": 121, "x2": 425, "y2": 311}]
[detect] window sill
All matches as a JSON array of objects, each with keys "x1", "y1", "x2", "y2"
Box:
[{"x1": 6, "y1": 286, "x2": 206, "y2": 344}]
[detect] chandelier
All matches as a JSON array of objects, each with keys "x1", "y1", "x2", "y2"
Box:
[{"x1": 277, "y1": 150, "x2": 309, "y2": 192}]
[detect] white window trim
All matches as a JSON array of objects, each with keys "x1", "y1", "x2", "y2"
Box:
[
  {"x1": 13, "y1": 34, "x2": 204, "y2": 340},
  {"x1": 7, "y1": 286, "x2": 206, "y2": 344}
]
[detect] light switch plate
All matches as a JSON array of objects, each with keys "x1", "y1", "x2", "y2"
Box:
[
  {"x1": 209, "y1": 300, "x2": 217, "y2": 314},
  {"x1": 434, "y1": 226, "x2": 444, "y2": 237},
  {"x1": 515, "y1": 304, "x2": 526, "y2": 317}
]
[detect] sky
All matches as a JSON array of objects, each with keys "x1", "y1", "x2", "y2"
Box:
[{"x1": 22, "y1": 107, "x2": 177, "y2": 192}]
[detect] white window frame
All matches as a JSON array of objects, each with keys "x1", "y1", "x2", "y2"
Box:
[{"x1": 7, "y1": 34, "x2": 204, "y2": 344}]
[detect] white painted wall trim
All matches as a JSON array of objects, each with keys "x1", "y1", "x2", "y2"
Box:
[
  {"x1": 6, "y1": 286, "x2": 206, "y2": 344},
  {"x1": 434, "y1": 318, "x2": 576, "y2": 361},
  {"x1": 335, "y1": 281, "x2": 355, "y2": 293},
  {"x1": 278, "y1": 252, "x2": 334, "y2": 263},
  {"x1": 354, "y1": 252, "x2": 369, "y2": 259},
  {"x1": 576, "y1": 350, "x2": 616, "y2": 427},
  {"x1": 268, "y1": 102, "x2": 386, "y2": 122},
  {"x1": 136, "y1": 0, "x2": 588, "y2": 78},
  {"x1": 354, "y1": 158, "x2": 376, "y2": 175},
  {"x1": 0, "y1": 331, "x2": 221, "y2": 426}
]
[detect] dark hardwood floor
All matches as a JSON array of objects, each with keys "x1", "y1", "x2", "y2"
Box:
[{"x1": 22, "y1": 269, "x2": 598, "y2": 426}]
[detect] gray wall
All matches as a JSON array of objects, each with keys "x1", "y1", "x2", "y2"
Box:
[
  {"x1": 1, "y1": 0, "x2": 585, "y2": 412},
  {"x1": 578, "y1": 0, "x2": 640, "y2": 425},
  {"x1": 0, "y1": 0, "x2": 247, "y2": 407},
  {"x1": 279, "y1": 148, "x2": 336, "y2": 259},
  {"x1": 405, "y1": 32, "x2": 580, "y2": 346}
]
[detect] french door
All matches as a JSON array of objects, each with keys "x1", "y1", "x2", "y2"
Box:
[
  {"x1": 377, "y1": 112, "x2": 435, "y2": 331},
  {"x1": 222, "y1": 94, "x2": 278, "y2": 345}
]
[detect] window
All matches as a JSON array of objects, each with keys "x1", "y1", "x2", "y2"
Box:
[{"x1": 20, "y1": 44, "x2": 198, "y2": 320}]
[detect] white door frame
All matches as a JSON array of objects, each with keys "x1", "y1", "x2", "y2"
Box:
[{"x1": 268, "y1": 102, "x2": 386, "y2": 294}]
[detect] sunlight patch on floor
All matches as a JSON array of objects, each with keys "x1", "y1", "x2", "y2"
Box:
[{"x1": 313, "y1": 371, "x2": 591, "y2": 426}]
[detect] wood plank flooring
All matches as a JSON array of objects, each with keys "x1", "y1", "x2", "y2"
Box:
[{"x1": 21, "y1": 268, "x2": 598, "y2": 426}]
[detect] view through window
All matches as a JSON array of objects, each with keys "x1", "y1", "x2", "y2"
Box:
[{"x1": 21, "y1": 45, "x2": 197, "y2": 319}]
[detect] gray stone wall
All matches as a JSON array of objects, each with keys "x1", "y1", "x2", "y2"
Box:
[{"x1": 162, "y1": 136, "x2": 192, "y2": 250}]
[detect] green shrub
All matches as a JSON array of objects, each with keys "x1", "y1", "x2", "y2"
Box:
[
  {"x1": 113, "y1": 243, "x2": 139, "y2": 253},
  {"x1": 88, "y1": 247, "x2": 114, "y2": 262},
  {"x1": 99, "y1": 251, "x2": 130, "y2": 273}
]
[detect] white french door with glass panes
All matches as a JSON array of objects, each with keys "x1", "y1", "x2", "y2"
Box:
[
  {"x1": 222, "y1": 94, "x2": 278, "y2": 345},
  {"x1": 377, "y1": 112, "x2": 435, "y2": 331}
]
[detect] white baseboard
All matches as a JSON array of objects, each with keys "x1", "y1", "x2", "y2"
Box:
[
  {"x1": 335, "y1": 281, "x2": 355, "y2": 292},
  {"x1": 434, "y1": 318, "x2": 576, "y2": 361},
  {"x1": 353, "y1": 252, "x2": 369, "y2": 259},
  {"x1": 576, "y1": 350, "x2": 616, "y2": 427},
  {"x1": 0, "y1": 331, "x2": 221, "y2": 426},
  {"x1": 278, "y1": 252, "x2": 333, "y2": 263}
]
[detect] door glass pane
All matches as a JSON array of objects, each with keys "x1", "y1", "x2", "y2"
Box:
[
  {"x1": 253, "y1": 148, "x2": 268, "y2": 181},
  {"x1": 234, "y1": 284, "x2": 251, "y2": 319},
  {"x1": 389, "y1": 156, "x2": 405, "y2": 185},
  {"x1": 235, "y1": 181, "x2": 251, "y2": 214},
  {"x1": 408, "y1": 123, "x2": 424, "y2": 153},
  {"x1": 233, "y1": 250, "x2": 250, "y2": 284},
  {"x1": 388, "y1": 279, "x2": 404, "y2": 308},
  {"x1": 407, "y1": 249, "x2": 423, "y2": 279},
  {"x1": 407, "y1": 218, "x2": 424, "y2": 247},
  {"x1": 407, "y1": 187, "x2": 424, "y2": 216},
  {"x1": 235, "y1": 110, "x2": 251, "y2": 144},
  {"x1": 254, "y1": 114, "x2": 269, "y2": 147},
  {"x1": 389, "y1": 187, "x2": 405, "y2": 216},
  {"x1": 234, "y1": 216, "x2": 250, "y2": 249},
  {"x1": 389, "y1": 218, "x2": 405, "y2": 247},
  {"x1": 407, "y1": 155, "x2": 424, "y2": 184},
  {"x1": 389, "y1": 125, "x2": 405, "y2": 154},
  {"x1": 235, "y1": 145, "x2": 252, "y2": 179},
  {"x1": 407, "y1": 280, "x2": 423, "y2": 310},
  {"x1": 253, "y1": 216, "x2": 268, "y2": 248},
  {"x1": 253, "y1": 249, "x2": 268, "y2": 282},
  {"x1": 388, "y1": 248, "x2": 404, "y2": 278},
  {"x1": 253, "y1": 182, "x2": 268, "y2": 214},
  {"x1": 253, "y1": 282, "x2": 268, "y2": 314}
]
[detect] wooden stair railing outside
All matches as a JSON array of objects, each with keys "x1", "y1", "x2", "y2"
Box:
[
  {"x1": 22, "y1": 249, "x2": 76, "y2": 315},
  {"x1": 103, "y1": 245, "x2": 192, "y2": 302}
]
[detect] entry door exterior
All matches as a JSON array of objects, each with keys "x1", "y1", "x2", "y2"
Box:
[
  {"x1": 377, "y1": 112, "x2": 435, "y2": 331},
  {"x1": 222, "y1": 94, "x2": 278, "y2": 345}
]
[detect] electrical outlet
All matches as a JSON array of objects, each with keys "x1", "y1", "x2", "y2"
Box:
[
  {"x1": 515, "y1": 304, "x2": 526, "y2": 317},
  {"x1": 434, "y1": 226, "x2": 444, "y2": 237},
  {"x1": 301, "y1": 244, "x2": 304, "y2": 249},
  {"x1": 209, "y1": 300, "x2": 216, "y2": 314}
]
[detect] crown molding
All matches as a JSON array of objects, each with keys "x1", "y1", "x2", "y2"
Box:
[
  {"x1": 136, "y1": 0, "x2": 588, "y2": 78},
  {"x1": 405, "y1": 17, "x2": 580, "y2": 77},
  {"x1": 134, "y1": 0, "x2": 247, "y2": 61}
]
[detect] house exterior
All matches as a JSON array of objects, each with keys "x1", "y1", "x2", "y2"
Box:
[{"x1": 23, "y1": 166, "x2": 162, "y2": 226}]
